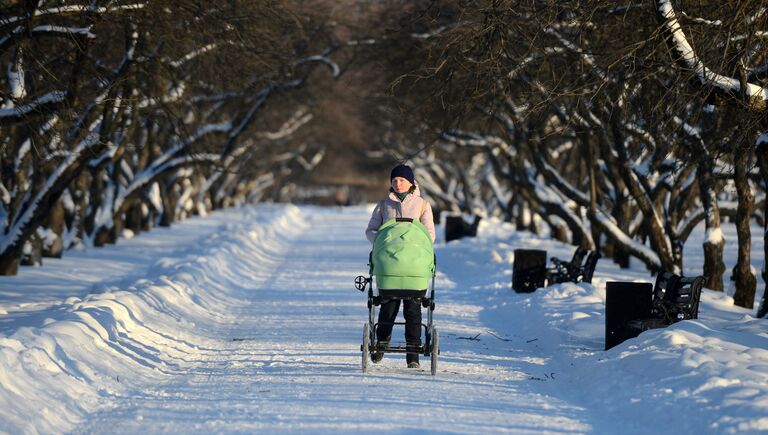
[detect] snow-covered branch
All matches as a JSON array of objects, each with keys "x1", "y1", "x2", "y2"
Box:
[
  {"x1": 296, "y1": 148, "x2": 325, "y2": 171},
  {"x1": 658, "y1": 0, "x2": 768, "y2": 110},
  {"x1": 527, "y1": 172, "x2": 596, "y2": 249},
  {"x1": 0, "y1": 3, "x2": 145, "y2": 26},
  {"x1": 0, "y1": 91, "x2": 67, "y2": 125},
  {"x1": 170, "y1": 44, "x2": 217, "y2": 69},
  {"x1": 255, "y1": 108, "x2": 313, "y2": 141},
  {"x1": 545, "y1": 28, "x2": 606, "y2": 81},
  {"x1": 410, "y1": 22, "x2": 470, "y2": 40},
  {"x1": 590, "y1": 210, "x2": 663, "y2": 270},
  {"x1": 532, "y1": 153, "x2": 591, "y2": 207},
  {"x1": 296, "y1": 54, "x2": 341, "y2": 78},
  {"x1": 115, "y1": 122, "x2": 231, "y2": 212},
  {"x1": 0, "y1": 132, "x2": 103, "y2": 253}
]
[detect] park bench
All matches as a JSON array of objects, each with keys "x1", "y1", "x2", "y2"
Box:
[
  {"x1": 605, "y1": 272, "x2": 705, "y2": 350},
  {"x1": 545, "y1": 247, "x2": 601, "y2": 285},
  {"x1": 629, "y1": 272, "x2": 705, "y2": 331},
  {"x1": 444, "y1": 215, "x2": 481, "y2": 242},
  {"x1": 511, "y1": 247, "x2": 601, "y2": 292}
]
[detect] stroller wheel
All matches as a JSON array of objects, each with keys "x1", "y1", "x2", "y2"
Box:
[
  {"x1": 362, "y1": 323, "x2": 370, "y2": 373},
  {"x1": 430, "y1": 326, "x2": 439, "y2": 376}
]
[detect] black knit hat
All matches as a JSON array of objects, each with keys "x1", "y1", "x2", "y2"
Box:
[{"x1": 390, "y1": 164, "x2": 415, "y2": 185}]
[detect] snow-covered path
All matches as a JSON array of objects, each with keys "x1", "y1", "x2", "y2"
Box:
[
  {"x1": 74, "y1": 206, "x2": 590, "y2": 433},
  {"x1": 1, "y1": 204, "x2": 766, "y2": 434}
]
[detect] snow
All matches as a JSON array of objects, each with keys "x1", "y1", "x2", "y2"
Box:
[
  {"x1": 147, "y1": 182, "x2": 163, "y2": 213},
  {"x1": 593, "y1": 212, "x2": 662, "y2": 267},
  {"x1": 0, "y1": 132, "x2": 101, "y2": 253},
  {"x1": 0, "y1": 183, "x2": 10, "y2": 204},
  {"x1": 115, "y1": 122, "x2": 230, "y2": 212},
  {"x1": 170, "y1": 44, "x2": 217, "y2": 68},
  {"x1": 296, "y1": 55, "x2": 341, "y2": 78},
  {"x1": 15, "y1": 139, "x2": 30, "y2": 168},
  {"x1": 0, "y1": 91, "x2": 66, "y2": 119},
  {"x1": 32, "y1": 25, "x2": 96, "y2": 39},
  {"x1": 658, "y1": 0, "x2": 768, "y2": 106},
  {"x1": 0, "y1": 204, "x2": 765, "y2": 433},
  {"x1": 164, "y1": 82, "x2": 186, "y2": 103},
  {"x1": 8, "y1": 57, "x2": 26, "y2": 100},
  {"x1": 257, "y1": 108, "x2": 313, "y2": 141},
  {"x1": 0, "y1": 4, "x2": 146, "y2": 26},
  {"x1": 706, "y1": 226, "x2": 725, "y2": 245}
]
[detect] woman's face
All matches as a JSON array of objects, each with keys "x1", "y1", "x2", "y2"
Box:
[{"x1": 391, "y1": 177, "x2": 413, "y2": 194}]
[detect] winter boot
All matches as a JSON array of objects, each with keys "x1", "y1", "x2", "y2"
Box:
[
  {"x1": 371, "y1": 339, "x2": 389, "y2": 364},
  {"x1": 406, "y1": 342, "x2": 420, "y2": 368},
  {"x1": 406, "y1": 354, "x2": 420, "y2": 368}
]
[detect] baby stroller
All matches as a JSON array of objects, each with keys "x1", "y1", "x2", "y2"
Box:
[{"x1": 355, "y1": 217, "x2": 439, "y2": 375}]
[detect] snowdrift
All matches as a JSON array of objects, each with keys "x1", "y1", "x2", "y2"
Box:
[
  {"x1": 0, "y1": 205, "x2": 306, "y2": 433},
  {"x1": 455, "y1": 219, "x2": 768, "y2": 434}
]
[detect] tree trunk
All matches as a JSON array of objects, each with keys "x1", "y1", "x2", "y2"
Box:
[
  {"x1": 698, "y1": 164, "x2": 725, "y2": 291},
  {"x1": 756, "y1": 143, "x2": 768, "y2": 318},
  {"x1": 72, "y1": 174, "x2": 90, "y2": 247},
  {"x1": 84, "y1": 168, "x2": 104, "y2": 239},
  {"x1": 93, "y1": 226, "x2": 117, "y2": 247},
  {"x1": 612, "y1": 199, "x2": 632, "y2": 269},
  {"x1": 603, "y1": 120, "x2": 675, "y2": 271},
  {"x1": 732, "y1": 147, "x2": 757, "y2": 309},
  {"x1": 21, "y1": 231, "x2": 43, "y2": 266},
  {"x1": 671, "y1": 239, "x2": 684, "y2": 273},
  {"x1": 612, "y1": 242, "x2": 631, "y2": 269},
  {"x1": 758, "y1": 201, "x2": 768, "y2": 317},
  {"x1": 43, "y1": 200, "x2": 66, "y2": 258},
  {"x1": 516, "y1": 201, "x2": 531, "y2": 232},
  {"x1": 0, "y1": 142, "x2": 107, "y2": 275},
  {"x1": 124, "y1": 202, "x2": 144, "y2": 234},
  {"x1": 159, "y1": 181, "x2": 178, "y2": 227},
  {"x1": 551, "y1": 222, "x2": 569, "y2": 243},
  {"x1": 0, "y1": 250, "x2": 21, "y2": 275}
]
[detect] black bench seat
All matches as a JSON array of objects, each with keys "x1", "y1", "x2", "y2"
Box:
[
  {"x1": 605, "y1": 272, "x2": 705, "y2": 350},
  {"x1": 545, "y1": 247, "x2": 601, "y2": 285},
  {"x1": 628, "y1": 272, "x2": 705, "y2": 332}
]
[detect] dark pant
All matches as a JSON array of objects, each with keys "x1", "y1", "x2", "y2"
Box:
[{"x1": 376, "y1": 298, "x2": 422, "y2": 344}]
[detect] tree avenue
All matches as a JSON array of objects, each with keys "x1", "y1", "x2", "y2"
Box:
[
  {"x1": 376, "y1": 1, "x2": 767, "y2": 314},
  {"x1": 0, "y1": 1, "x2": 340, "y2": 275},
  {"x1": 0, "y1": 1, "x2": 766, "y2": 316}
]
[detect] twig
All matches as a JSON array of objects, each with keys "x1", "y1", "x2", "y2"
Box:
[{"x1": 488, "y1": 331, "x2": 513, "y2": 342}]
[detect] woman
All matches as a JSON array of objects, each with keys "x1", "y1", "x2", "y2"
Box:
[{"x1": 365, "y1": 164, "x2": 435, "y2": 368}]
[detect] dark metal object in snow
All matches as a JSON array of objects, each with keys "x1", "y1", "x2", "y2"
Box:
[
  {"x1": 512, "y1": 249, "x2": 547, "y2": 293},
  {"x1": 444, "y1": 215, "x2": 481, "y2": 242},
  {"x1": 605, "y1": 272, "x2": 705, "y2": 350},
  {"x1": 545, "y1": 247, "x2": 601, "y2": 285},
  {"x1": 605, "y1": 281, "x2": 653, "y2": 350}
]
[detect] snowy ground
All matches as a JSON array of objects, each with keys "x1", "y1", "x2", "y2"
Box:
[{"x1": 0, "y1": 204, "x2": 766, "y2": 434}]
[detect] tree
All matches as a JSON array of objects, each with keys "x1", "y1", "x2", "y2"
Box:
[
  {"x1": 0, "y1": 0, "x2": 342, "y2": 275},
  {"x1": 381, "y1": 0, "x2": 767, "y2": 310}
]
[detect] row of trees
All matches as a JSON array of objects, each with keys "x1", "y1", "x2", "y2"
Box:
[
  {"x1": 375, "y1": 1, "x2": 767, "y2": 315},
  {"x1": 0, "y1": 1, "x2": 339, "y2": 275},
  {"x1": 2, "y1": 1, "x2": 765, "y2": 317}
]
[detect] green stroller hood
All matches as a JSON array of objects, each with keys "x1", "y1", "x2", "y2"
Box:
[{"x1": 372, "y1": 218, "x2": 435, "y2": 291}]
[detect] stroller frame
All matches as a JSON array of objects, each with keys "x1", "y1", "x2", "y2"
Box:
[{"x1": 355, "y1": 254, "x2": 439, "y2": 376}]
